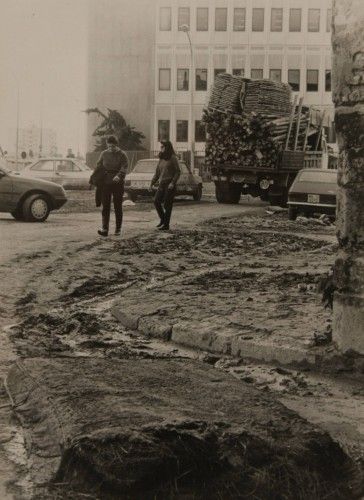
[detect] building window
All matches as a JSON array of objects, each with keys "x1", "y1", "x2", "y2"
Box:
[
  {"x1": 288, "y1": 70, "x2": 300, "y2": 91},
  {"x1": 289, "y1": 8, "x2": 301, "y2": 32},
  {"x1": 269, "y1": 69, "x2": 281, "y2": 82},
  {"x1": 251, "y1": 69, "x2": 263, "y2": 80},
  {"x1": 215, "y1": 8, "x2": 227, "y2": 31},
  {"x1": 176, "y1": 120, "x2": 188, "y2": 142},
  {"x1": 196, "y1": 7, "x2": 208, "y2": 31},
  {"x1": 271, "y1": 8, "x2": 283, "y2": 32},
  {"x1": 325, "y1": 70, "x2": 331, "y2": 92},
  {"x1": 326, "y1": 8, "x2": 332, "y2": 32},
  {"x1": 178, "y1": 7, "x2": 190, "y2": 30},
  {"x1": 252, "y1": 8, "x2": 264, "y2": 31},
  {"x1": 159, "y1": 69, "x2": 171, "y2": 90},
  {"x1": 177, "y1": 69, "x2": 189, "y2": 91},
  {"x1": 159, "y1": 7, "x2": 171, "y2": 31},
  {"x1": 195, "y1": 120, "x2": 206, "y2": 142},
  {"x1": 214, "y1": 68, "x2": 225, "y2": 80},
  {"x1": 232, "y1": 68, "x2": 244, "y2": 77},
  {"x1": 307, "y1": 70, "x2": 319, "y2": 91},
  {"x1": 233, "y1": 8, "x2": 246, "y2": 31},
  {"x1": 308, "y1": 9, "x2": 320, "y2": 32},
  {"x1": 158, "y1": 120, "x2": 170, "y2": 141},
  {"x1": 196, "y1": 69, "x2": 207, "y2": 90}
]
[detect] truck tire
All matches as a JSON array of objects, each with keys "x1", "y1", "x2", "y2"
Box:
[{"x1": 215, "y1": 182, "x2": 241, "y2": 204}]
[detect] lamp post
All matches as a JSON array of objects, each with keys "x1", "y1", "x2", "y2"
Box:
[{"x1": 180, "y1": 24, "x2": 195, "y2": 172}]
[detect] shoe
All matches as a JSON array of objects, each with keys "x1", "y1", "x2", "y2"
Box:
[
  {"x1": 156, "y1": 220, "x2": 164, "y2": 228},
  {"x1": 114, "y1": 230, "x2": 121, "y2": 236},
  {"x1": 98, "y1": 229, "x2": 108, "y2": 237},
  {"x1": 158, "y1": 225, "x2": 170, "y2": 231}
]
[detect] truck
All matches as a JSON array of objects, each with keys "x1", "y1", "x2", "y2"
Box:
[{"x1": 204, "y1": 74, "x2": 325, "y2": 207}]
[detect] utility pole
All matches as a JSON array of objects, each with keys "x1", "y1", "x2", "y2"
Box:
[
  {"x1": 180, "y1": 24, "x2": 195, "y2": 172},
  {"x1": 332, "y1": 0, "x2": 364, "y2": 354}
]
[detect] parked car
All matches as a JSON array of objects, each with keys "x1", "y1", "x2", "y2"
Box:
[
  {"x1": 287, "y1": 168, "x2": 338, "y2": 220},
  {"x1": 19, "y1": 158, "x2": 92, "y2": 190},
  {"x1": 124, "y1": 159, "x2": 203, "y2": 202},
  {"x1": 0, "y1": 159, "x2": 67, "y2": 222}
]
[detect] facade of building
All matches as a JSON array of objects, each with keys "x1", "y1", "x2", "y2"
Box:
[
  {"x1": 87, "y1": 0, "x2": 156, "y2": 152},
  {"x1": 152, "y1": 0, "x2": 333, "y2": 153},
  {"x1": 8, "y1": 125, "x2": 57, "y2": 158}
]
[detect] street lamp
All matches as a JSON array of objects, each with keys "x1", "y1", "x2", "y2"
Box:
[{"x1": 180, "y1": 24, "x2": 195, "y2": 172}]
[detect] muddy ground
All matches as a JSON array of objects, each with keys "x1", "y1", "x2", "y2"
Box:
[{"x1": 0, "y1": 196, "x2": 363, "y2": 498}]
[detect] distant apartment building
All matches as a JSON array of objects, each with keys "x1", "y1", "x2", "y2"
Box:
[
  {"x1": 152, "y1": 0, "x2": 334, "y2": 152},
  {"x1": 87, "y1": 0, "x2": 333, "y2": 153},
  {"x1": 87, "y1": 0, "x2": 155, "y2": 152},
  {"x1": 8, "y1": 125, "x2": 57, "y2": 157}
]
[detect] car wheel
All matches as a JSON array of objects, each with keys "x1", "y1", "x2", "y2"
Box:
[
  {"x1": 288, "y1": 206, "x2": 298, "y2": 221},
  {"x1": 193, "y1": 185, "x2": 202, "y2": 201},
  {"x1": 10, "y1": 209, "x2": 25, "y2": 221},
  {"x1": 22, "y1": 194, "x2": 51, "y2": 222}
]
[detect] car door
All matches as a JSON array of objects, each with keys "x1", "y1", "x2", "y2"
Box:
[
  {"x1": 27, "y1": 160, "x2": 56, "y2": 182},
  {"x1": 54, "y1": 159, "x2": 82, "y2": 188},
  {"x1": 0, "y1": 169, "x2": 15, "y2": 211}
]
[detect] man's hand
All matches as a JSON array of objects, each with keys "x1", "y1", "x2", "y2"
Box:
[{"x1": 167, "y1": 182, "x2": 174, "y2": 190}]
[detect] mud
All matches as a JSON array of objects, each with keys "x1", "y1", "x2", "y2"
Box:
[
  {"x1": 6, "y1": 357, "x2": 357, "y2": 500},
  {"x1": 1, "y1": 208, "x2": 363, "y2": 498}
]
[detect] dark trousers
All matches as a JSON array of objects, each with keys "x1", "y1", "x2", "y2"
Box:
[
  {"x1": 101, "y1": 182, "x2": 124, "y2": 232},
  {"x1": 154, "y1": 183, "x2": 176, "y2": 228}
]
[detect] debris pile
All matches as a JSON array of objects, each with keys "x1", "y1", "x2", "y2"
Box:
[{"x1": 204, "y1": 73, "x2": 310, "y2": 168}]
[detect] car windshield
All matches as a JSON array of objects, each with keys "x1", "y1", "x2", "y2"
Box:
[
  {"x1": 133, "y1": 160, "x2": 158, "y2": 173},
  {"x1": 298, "y1": 170, "x2": 337, "y2": 183}
]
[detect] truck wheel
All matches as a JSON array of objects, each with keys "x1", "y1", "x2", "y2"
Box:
[
  {"x1": 288, "y1": 206, "x2": 298, "y2": 221},
  {"x1": 193, "y1": 185, "x2": 202, "y2": 201},
  {"x1": 22, "y1": 194, "x2": 51, "y2": 222},
  {"x1": 215, "y1": 182, "x2": 241, "y2": 204}
]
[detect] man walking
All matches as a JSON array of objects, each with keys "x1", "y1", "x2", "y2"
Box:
[
  {"x1": 92, "y1": 136, "x2": 128, "y2": 237},
  {"x1": 150, "y1": 141, "x2": 181, "y2": 231}
]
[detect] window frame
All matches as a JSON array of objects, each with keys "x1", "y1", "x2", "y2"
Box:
[
  {"x1": 288, "y1": 69, "x2": 300, "y2": 91},
  {"x1": 325, "y1": 70, "x2": 331, "y2": 92},
  {"x1": 158, "y1": 120, "x2": 170, "y2": 142},
  {"x1": 195, "y1": 68, "x2": 208, "y2": 91},
  {"x1": 178, "y1": 7, "x2": 190, "y2": 30},
  {"x1": 177, "y1": 68, "x2": 189, "y2": 91},
  {"x1": 271, "y1": 8, "x2": 283, "y2": 32},
  {"x1": 232, "y1": 68, "x2": 245, "y2": 77},
  {"x1": 215, "y1": 7, "x2": 227, "y2": 31},
  {"x1": 159, "y1": 7, "x2": 172, "y2": 31},
  {"x1": 30, "y1": 160, "x2": 54, "y2": 172},
  {"x1": 176, "y1": 120, "x2": 189, "y2": 142},
  {"x1": 289, "y1": 8, "x2": 301, "y2": 32},
  {"x1": 159, "y1": 68, "x2": 171, "y2": 91},
  {"x1": 307, "y1": 69, "x2": 319, "y2": 92},
  {"x1": 251, "y1": 68, "x2": 263, "y2": 80},
  {"x1": 196, "y1": 7, "x2": 209, "y2": 31},
  {"x1": 269, "y1": 69, "x2": 282, "y2": 83},
  {"x1": 252, "y1": 8, "x2": 264, "y2": 32},
  {"x1": 308, "y1": 8, "x2": 320, "y2": 32},
  {"x1": 195, "y1": 120, "x2": 206, "y2": 142},
  {"x1": 214, "y1": 68, "x2": 226, "y2": 80},
  {"x1": 233, "y1": 8, "x2": 246, "y2": 31}
]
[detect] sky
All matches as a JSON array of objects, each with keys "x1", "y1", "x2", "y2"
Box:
[{"x1": 0, "y1": 0, "x2": 88, "y2": 156}]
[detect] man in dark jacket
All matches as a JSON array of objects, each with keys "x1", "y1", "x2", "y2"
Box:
[
  {"x1": 91, "y1": 136, "x2": 128, "y2": 237},
  {"x1": 150, "y1": 141, "x2": 181, "y2": 230}
]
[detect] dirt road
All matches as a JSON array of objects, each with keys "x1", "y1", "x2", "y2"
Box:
[{"x1": 0, "y1": 194, "x2": 362, "y2": 498}]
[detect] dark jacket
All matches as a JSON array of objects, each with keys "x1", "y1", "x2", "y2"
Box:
[
  {"x1": 151, "y1": 155, "x2": 181, "y2": 187},
  {"x1": 90, "y1": 147, "x2": 128, "y2": 206}
]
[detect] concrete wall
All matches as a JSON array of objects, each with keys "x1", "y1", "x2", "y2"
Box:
[{"x1": 87, "y1": 0, "x2": 155, "y2": 152}]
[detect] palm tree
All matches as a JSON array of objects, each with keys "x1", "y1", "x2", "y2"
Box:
[{"x1": 84, "y1": 108, "x2": 145, "y2": 151}]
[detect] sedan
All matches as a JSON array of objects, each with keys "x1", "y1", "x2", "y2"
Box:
[
  {"x1": 124, "y1": 159, "x2": 203, "y2": 202},
  {"x1": 287, "y1": 168, "x2": 338, "y2": 220},
  {"x1": 20, "y1": 158, "x2": 92, "y2": 190},
  {"x1": 0, "y1": 159, "x2": 67, "y2": 222}
]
